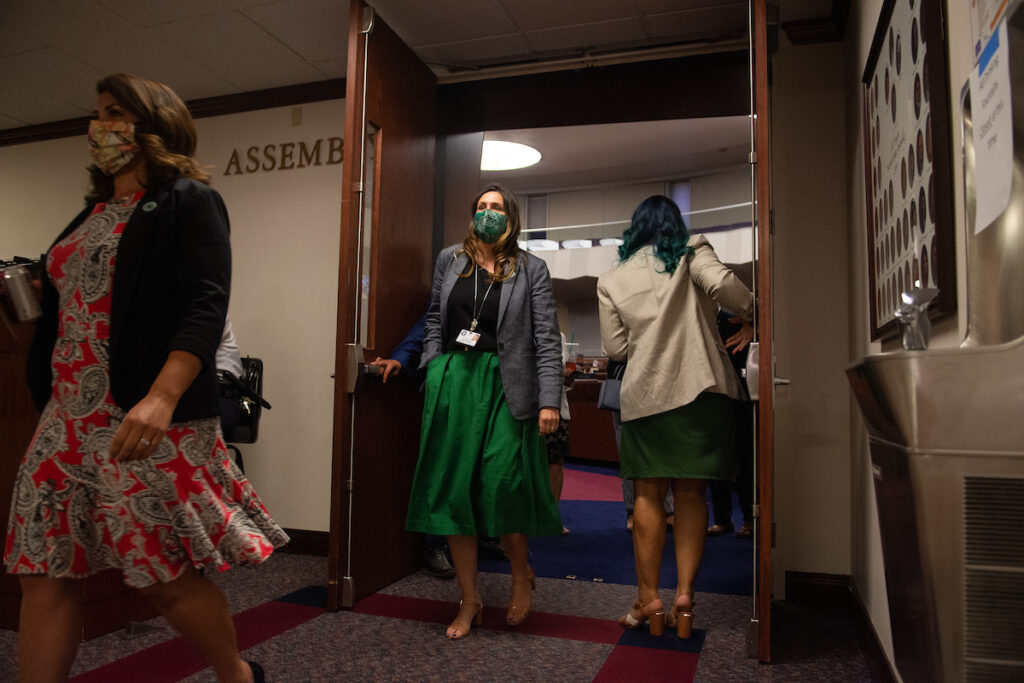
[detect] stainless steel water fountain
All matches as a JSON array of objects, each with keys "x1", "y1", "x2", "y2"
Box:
[{"x1": 847, "y1": 5, "x2": 1024, "y2": 682}]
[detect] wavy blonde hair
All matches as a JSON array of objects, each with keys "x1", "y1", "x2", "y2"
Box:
[
  {"x1": 459, "y1": 184, "x2": 522, "y2": 282},
  {"x1": 86, "y1": 73, "x2": 210, "y2": 203}
]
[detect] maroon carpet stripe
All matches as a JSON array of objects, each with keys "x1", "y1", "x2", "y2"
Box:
[
  {"x1": 354, "y1": 593, "x2": 623, "y2": 644},
  {"x1": 593, "y1": 644, "x2": 699, "y2": 682},
  {"x1": 70, "y1": 600, "x2": 323, "y2": 683}
]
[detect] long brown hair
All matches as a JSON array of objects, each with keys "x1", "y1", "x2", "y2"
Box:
[
  {"x1": 459, "y1": 184, "x2": 522, "y2": 282},
  {"x1": 86, "y1": 73, "x2": 210, "y2": 203}
]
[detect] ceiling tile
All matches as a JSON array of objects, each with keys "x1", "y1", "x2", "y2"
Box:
[
  {"x1": 499, "y1": 0, "x2": 637, "y2": 31},
  {"x1": 368, "y1": 0, "x2": 516, "y2": 48},
  {"x1": 171, "y1": 77, "x2": 244, "y2": 101},
  {"x1": 646, "y1": 6, "x2": 750, "y2": 41},
  {"x1": 0, "y1": 48, "x2": 101, "y2": 106},
  {"x1": 243, "y1": 0, "x2": 349, "y2": 63},
  {"x1": 0, "y1": 19, "x2": 48, "y2": 57},
  {"x1": 220, "y1": 61, "x2": 329, "y2": 91},
  {"x1": 416, "y1": 33, "x2": 533, "y2": 70},
  {"x1": 312, "y1": 57, "x2": 347, "y2": 79},
  {"x1": 0, "y1": 113, "x2": 27, "y2": 129},
  {"x1": 3, "y1": 0, "x2": 134, "y2": 44},
  {"x1": 62, "y1": 29, "x2": 214, "y2": 89},
  {"x1": 95, "y1": 0, "x2": 275, "y2": 27},
  {"x1": 636, "y1": 0, "x2": 731, "y2": 13},
  {"x1": 525, "y1": 18, "x2": 647, "y2": 53},
  {"x1": 146, "y1": 12, "x2": 309, "y2": 75},
  {"x1": 3, "y1": 100, "x2": 93, "y2": 127}
]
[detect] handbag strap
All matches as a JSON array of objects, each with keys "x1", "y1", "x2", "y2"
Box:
[{"x1": 607, "y1": 360, "x2": 626, "y2": 381}]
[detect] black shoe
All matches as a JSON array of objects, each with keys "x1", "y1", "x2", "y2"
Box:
[
  {"x1": 424, "y1": 546, "x2": 456, "y2": 578},
  {"x1": 477, "y1": 536, "x2": 509, "y2": 561},
  {"x1": 247, "y1": 661, "x2": 266, "y2": 683}
]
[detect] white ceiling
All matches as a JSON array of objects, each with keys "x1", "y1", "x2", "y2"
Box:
[
  {"x1": 481, "y1": 116, "x2": 751, "y2": 192},
  {"x1": 0, "y1": 0, "x2": 833, "y2": 131}
]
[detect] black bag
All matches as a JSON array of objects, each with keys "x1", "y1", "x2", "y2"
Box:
[
  {"x1": 597, "y1": 361, "x2": 626, "y2": 411},
  {"x1": 217, "y1": 357, "x2": 271, "y2": 443}
]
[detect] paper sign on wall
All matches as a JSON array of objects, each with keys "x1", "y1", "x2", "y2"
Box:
[
  {"x1": 969, "y1": 20, "x2": 1013, "y2": 234},
  {"x1": 970, "y1": 0, "x2": 1009, "y2": 61}
]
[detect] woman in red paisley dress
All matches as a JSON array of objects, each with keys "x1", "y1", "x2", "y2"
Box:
[{"x1": 3, "y1": 74, "x2": 286, "y2": 683}]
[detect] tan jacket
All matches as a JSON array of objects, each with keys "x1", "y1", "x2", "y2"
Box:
[{"x1": 597, "y1": 235, "x2": 753, "y2": 422}]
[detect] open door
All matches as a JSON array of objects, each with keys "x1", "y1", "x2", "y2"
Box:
[
  {"x1": 327, "y1": 0, "x2": 437, "y2": 610},
  {"x1": 752, "y1": 0, "x2": 776, "y2": 663}
]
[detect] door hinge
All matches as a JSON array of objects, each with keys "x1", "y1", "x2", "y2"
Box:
[
  {"x1": 769, "y1": 208, "x2": 776, "y2": 234},
  {"x1": 751, "y1": 504, "x2": 760, "y2": 518},
  {"x1": 345, "y1": 479, "x2": 354, "y2": 492},
  {"x1": 771, "y1": 521, "x2": 776, "y2": 548},
  {"x1": 360, "y1": 7, "x2": 375, "y2": 34},
  {"x1": 748, "y1": 151, "x2": 757, "y2": 164}
]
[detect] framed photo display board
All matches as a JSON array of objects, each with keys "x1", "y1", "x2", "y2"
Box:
[{"x1": 861, "y1": 0, "x2": 956, "y2": 340}]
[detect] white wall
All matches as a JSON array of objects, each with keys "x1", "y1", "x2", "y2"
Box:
[
  {"x1": 844, "y1": 0, "x2": 894, "y2": 666},
  {"x1": 544, "y1": 180, "x2": 666, "y2": 242},
  {"x1": 0, "y1": 99, "x2": 345, "y2": 532},
  {"x1": 690, "y1": 166, "x2": 751, "y2": 230},
  {"x1": 1, "y1": 137, "x2": 91, "y2": 255},
  {"x1": 198, "y1": 100, "x2": 344, "y2": 531},
  {"x1": 771, "y1": 38, "x2": 853, "y2": 597}
]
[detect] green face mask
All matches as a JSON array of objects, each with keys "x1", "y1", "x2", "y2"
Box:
[{"x1": 473, "y1": 209, "x2": 507, "y2": 244}]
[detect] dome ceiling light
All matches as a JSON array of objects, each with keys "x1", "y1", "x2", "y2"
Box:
[{"x1": 481, "y1": 140, "x2": 541, "y2": 171}]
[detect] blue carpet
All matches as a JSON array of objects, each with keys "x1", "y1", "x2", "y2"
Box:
[{"x1": 480, "y1": 465, "x2": 754, "y2": 595}]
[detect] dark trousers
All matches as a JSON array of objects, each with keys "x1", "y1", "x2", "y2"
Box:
[{"x1": 709, "y1": 400, "x2": 754, "y2": 526}]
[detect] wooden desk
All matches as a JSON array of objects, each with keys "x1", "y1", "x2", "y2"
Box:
[
  {"x1": 1, "y1": 319, "x2": 156, "y2": 638},
  {"x1": 566, "y1": 379, "x2": 619, "y2": 463}
]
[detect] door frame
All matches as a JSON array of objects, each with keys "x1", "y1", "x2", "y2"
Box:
[
  {"x1": 326, "y1": 5, "x2": 777, "y2": 658},
  {"x1": 753, "y1": 0, "x2": 775, "y2": 662}
]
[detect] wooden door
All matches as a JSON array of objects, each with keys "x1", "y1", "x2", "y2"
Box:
[
  {"x1": 753, "y1": 0, "x2": 775, "y2": 662},
  {"x1": 326, "y1": 0, "x2": 437, "y2": 610}
]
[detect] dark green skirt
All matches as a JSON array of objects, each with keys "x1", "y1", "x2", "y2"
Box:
[
  {"x1": 405, "y1": 351, "x2": 563, "y2": 537},
  {"x1": 619, "y1": 391, "x2": 737, "y2": 480}
]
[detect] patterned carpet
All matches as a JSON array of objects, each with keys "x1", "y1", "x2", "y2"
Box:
[{"x1": 0, "y1": 465, "x2": 883, "y2": 681}]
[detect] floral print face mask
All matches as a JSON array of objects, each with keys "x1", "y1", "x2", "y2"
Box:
[
  {"x1": 88, "y1": 119, "x2": 140, "y2": 175},
  {"x1": 473, "y1": 209, "x2": 508, "y2": 244}
]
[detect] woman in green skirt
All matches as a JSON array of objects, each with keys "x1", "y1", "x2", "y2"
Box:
[
  {"x1": 597, "y1": 195, "x2": 753, "y2": 639},
  {"x1": 407, "y1": 184, "x2": 563, "y2": 639}
]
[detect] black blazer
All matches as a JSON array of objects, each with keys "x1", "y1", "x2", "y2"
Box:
[{"x1": 27, "y1": 178, "x2": 231, "y2": 422}]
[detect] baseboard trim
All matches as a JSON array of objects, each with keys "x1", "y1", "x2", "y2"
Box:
[
  {"x1": 785, "y1": 570, "x2": 852, "y2": 606},
  {"x1": 785, "y1": 571, "x2": 897, "y2": 683},
  {"x1": 279, "y1": 529, "x2": 329, "y2": 556},
  {"x1": 849, "y1": 580, "x2": 899, "y2": 683}
]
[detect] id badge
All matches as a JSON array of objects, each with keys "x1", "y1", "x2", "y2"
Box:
[{"x1": 456, "y1": 328, "x2": 480, "y2": 347}]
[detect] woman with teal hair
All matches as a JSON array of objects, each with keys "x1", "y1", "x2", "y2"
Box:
[{"x1": 597, "y1": 195, "x2": 753, "y2": 638}]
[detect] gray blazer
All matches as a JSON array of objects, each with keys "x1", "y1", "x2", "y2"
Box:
[{"x1": 419, "y1": 244, "x2": 562, "y2": 420}]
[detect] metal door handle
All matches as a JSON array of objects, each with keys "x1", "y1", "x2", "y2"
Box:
[
  {"x1": 774, "y1": 377, "x2": 791, "y2": 386},
  {"x1": 745, "y1": 341, "x2": 760, "y2": 400}
]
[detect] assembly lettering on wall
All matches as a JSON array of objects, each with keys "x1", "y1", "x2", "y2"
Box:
[{"x1": 223, "y1": 137, "x2": 343, "y2": 175}]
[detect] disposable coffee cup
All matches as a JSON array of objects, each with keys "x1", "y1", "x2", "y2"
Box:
[{"x1": 565, "y1": 342, "x2": 580, "y2": 372}]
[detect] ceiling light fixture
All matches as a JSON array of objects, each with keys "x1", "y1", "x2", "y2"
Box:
[{"x1": 481, "y1": 140, "x2": 541, "y2": 171}]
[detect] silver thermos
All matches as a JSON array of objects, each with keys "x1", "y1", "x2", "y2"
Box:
[{"x1": 2, "y1": 265, "x2": 43, "y2": 322}]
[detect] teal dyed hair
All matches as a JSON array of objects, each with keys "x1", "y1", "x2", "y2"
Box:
[{"x1": 618, "y1": 195, "x2": 693, "y2": 274}]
